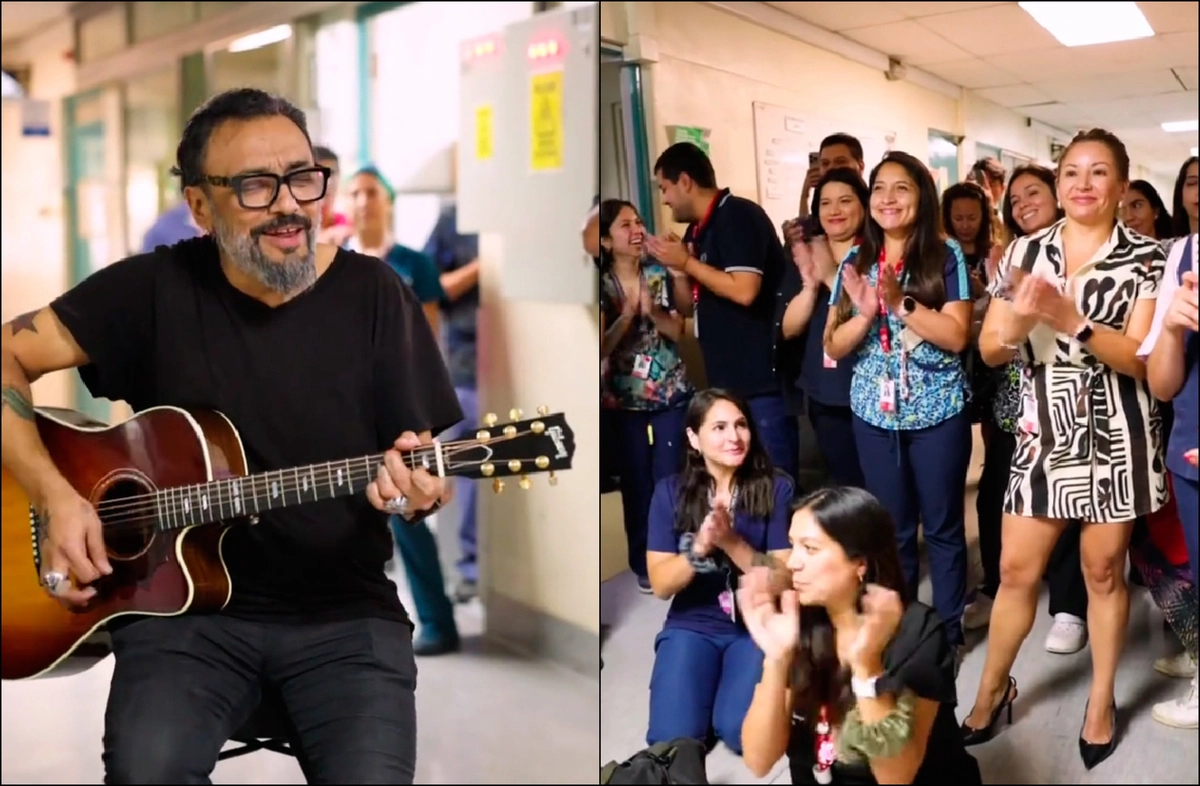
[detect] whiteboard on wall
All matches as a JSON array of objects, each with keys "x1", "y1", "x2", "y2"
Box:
[{"x1": 751, "y1": 101, "x2": 894, "y2": 237}]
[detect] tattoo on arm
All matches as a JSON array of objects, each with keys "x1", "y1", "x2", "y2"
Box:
[
  {"x1": 2, "y1": 386, "x2": 37, "y2": 421},
  {"x1": 752, "y1": 551, "x2": 793, "y2": 595},
  {"x1": 10, "y1": 310, "x2": 40, "y2": 336}
]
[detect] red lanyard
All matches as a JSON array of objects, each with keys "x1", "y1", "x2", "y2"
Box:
[
  {"x1": 813, "y1": 705, "x2": 836, "y2": 783},
  {"x1": 877, "y1": 251, "x2": 904, "y2": 355}
]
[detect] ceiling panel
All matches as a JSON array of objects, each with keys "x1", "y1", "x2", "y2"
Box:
[
  {"x1": 764, "y1": 2, "x2": 910, "y2": 31},
  {"x1": 1138, "y1": 1, "x2": 1200, "y2": 34},
  {"x1": 974, "y1": 84, "x2": 1054, "y2": 108},
  {"x1": 1174, "y1": 66, "x2": 1199, "y2": 89},
  {"x1": 922, "y1": 58, "x2": 1023, "y2": 89},
  {"x1": 840, "y1": 20, "x2": 973, "y2": 65},
  {"x1": 756, "y1": 0, "x2": 1198, "y2": 175},
  {"x1": 1038, "y1": 69, "x2": 1187, "y2": 104},
  {"x1": 916, "y1": 4, "x2": 1060, "y2": 56}
]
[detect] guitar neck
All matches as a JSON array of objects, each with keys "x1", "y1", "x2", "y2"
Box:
[{"x1": 156, "y1": 449, "x2": 438, "y2": 531}]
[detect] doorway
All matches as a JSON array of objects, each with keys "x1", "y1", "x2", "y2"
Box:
[
  {"x1": 64, "y1": 93, "x2": 115, "y2": 424},
  {"x1": 599, "y1": 48, "x2": 654, "y2": 232}
]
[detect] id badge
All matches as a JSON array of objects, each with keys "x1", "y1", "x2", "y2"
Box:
[
  {"x1": 823, "y1": 353, "x2": 837, "y2": 369},
  {"x1": 692, "y1": 309, "x2": 700, "y2": 338},
  {"x1": 718, "y1": 587, "x2": 736, "y2": 623},
  {"x1": 879, "y1": 379, "x2": 896, "y2": 413},
  {"x1": 632, "y1": 353, "x2": 653, "y2": 380}
]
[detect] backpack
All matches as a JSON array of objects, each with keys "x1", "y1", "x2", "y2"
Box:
[{"x1": 600, "y1": 738, "x2": 708, "y2": 785}]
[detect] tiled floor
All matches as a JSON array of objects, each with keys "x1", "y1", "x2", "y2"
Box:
[
  {"x1": 1, "y1": 511, "x2": 598, "y2": 785},
  {"x1": 601, "y1": 431, "x2": 1200, "y2": 785}
]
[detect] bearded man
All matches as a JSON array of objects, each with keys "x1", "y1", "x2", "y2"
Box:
[{"x1": 0, "y1": 88, "x2": 462, "y2": 784}]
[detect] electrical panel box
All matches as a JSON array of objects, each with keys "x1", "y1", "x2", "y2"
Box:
[{"x1": 458, "y1": 4, "x2": 598, "y2": 304}]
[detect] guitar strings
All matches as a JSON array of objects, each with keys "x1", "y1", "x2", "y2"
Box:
[
  {"x1": 90, "y1": 454, "x2": 539, "y2": 536},
  {"x1": 79, "y1": 433, "x2": 561, "y2": 534},
  {"x1": 87, "y1": 436, "x2": 513, "y2": 517},
  {"x1": 85, "y1": 432, "x2": 526, "y2": 516}
]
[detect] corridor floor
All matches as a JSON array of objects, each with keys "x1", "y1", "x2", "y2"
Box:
[
  {"x1": 1, "y1": 526, "x2": 598, "y2": 784},
  {"x1": 601, "y1": 430, "x2": 1200, "y2": 784}
]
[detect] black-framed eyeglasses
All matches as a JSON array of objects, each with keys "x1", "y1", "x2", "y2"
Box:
[{"x1": 202, "y1": 166, "x2": 332, "y2": 210}]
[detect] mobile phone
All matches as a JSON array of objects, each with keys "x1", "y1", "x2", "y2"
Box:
[{"x1": 809, "y1": 151, "x2": 819, "y2": 167}]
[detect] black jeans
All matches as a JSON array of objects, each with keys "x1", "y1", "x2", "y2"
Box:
[{"x1": 103, "y1": 614, "x2": 418, "y2": 785}]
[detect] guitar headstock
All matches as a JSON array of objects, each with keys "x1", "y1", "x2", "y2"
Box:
[{"x1": 441, "y1": 407, "x2": 575, "y2": 492}]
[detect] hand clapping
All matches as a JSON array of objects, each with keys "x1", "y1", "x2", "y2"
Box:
[
  {"x1": 737, "y1": 567, "x2": 800, "y2": 662},
  {"x1": 1164, "y1": 271, "x2": 1199, "y2": 334},
  {"x1": 847, "y1": 584, "x2": 904, "y2": 669},
  {"x1": 841, "y1": 266, "x2": 879, "y2": 316}
]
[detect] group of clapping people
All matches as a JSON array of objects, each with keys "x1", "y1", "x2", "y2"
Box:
[{"x1": 599, "y1": 127, "x2": 1199, "y2": 782}]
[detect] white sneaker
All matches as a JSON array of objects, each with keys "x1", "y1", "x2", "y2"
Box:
[
  {"x1": 1044, "y1": 613, "x2": 1087, "y2": 654},
  {"x1": 1152, "y1": 675, "x2": 1199, "y2": 729},
  {"x1": 962, "y1": 594, "x2": 993, "y2": 631},
  {"x1": 1154, "y1": 651, "x2": 1198, "y2": 679}
]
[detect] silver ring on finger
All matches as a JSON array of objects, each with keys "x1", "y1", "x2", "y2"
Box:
[
  {"x1": 41, "y1": 571, "x2": 67, "y2": 594},
  {"x1": 384, "y1": 496, "x2": 408, "y2": 515}
]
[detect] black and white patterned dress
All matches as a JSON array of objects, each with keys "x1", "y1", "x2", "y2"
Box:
[{"x1": 988, "y1": 219, "x2": 1168, "y2": 522}]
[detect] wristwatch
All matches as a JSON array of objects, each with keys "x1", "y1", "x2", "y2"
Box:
[
  {"x1": 850, "y1": 672, "x2": 893, "y2": 699},
  {"x1": 898, "y1": 295, "x2": 917, "y2": 318},
  {"x1": 1073, "y1": 319, "x2": 1094, "y2": 344}
]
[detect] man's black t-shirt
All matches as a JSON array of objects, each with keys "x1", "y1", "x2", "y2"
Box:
[{"x1": 49, "y1": 237, "x2": 463, "y2": 626}]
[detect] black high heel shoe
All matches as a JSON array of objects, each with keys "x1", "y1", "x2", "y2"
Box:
[
  {"x1": 1078, "y1": 701, "x2": 1118, "y2": 771},
  {"x1": 960, "y1": 677, "x2": 1017, "y2": 747}
]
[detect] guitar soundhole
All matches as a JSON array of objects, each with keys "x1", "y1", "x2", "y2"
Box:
[{"x1": 99, "y1": 479, "x2": 158, "y2": 560}]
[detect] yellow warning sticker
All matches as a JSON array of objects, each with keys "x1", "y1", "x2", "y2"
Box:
[
  {"x1": 529, "y1": 70, "x2": 564, "y2": 172},
  {"x1": 475, "y1": 104, "x2": 493, "y2": 162}
]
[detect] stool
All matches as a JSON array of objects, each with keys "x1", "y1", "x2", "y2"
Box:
[{"x1": 219, "y1": 692, "x2": 296, "y2": 761}]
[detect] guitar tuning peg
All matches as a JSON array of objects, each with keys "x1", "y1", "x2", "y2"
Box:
[
  {"x1": 509, "y1": 408, "x2": 523, "y2": 420},
  {"x1": 548, "y1": 471, "x2": 558, "y2": 486},
  {"x1": 537, "y1": 405, "x2": 550, "y2": 416},
  {"x1": 492, "y1": 479, "x2": 505, "y2": 494},
  {"x1": 483, "y1": 412, "x2": 499, "y2": 427},
  {"x1": 519, "y1": 475, "x2": 532, "y2": 490}
]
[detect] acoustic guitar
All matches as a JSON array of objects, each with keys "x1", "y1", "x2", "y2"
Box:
[{"x1": 0, "y1": 404, "x2": 575, "y2": 682}]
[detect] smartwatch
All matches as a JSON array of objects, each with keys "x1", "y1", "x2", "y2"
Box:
[
  {"x1": 1073, "y1": 320, "x2": 1094, "y2": 344},
  {"x1": 898, "y1": 295, "x2": 917, "y2": 318}
]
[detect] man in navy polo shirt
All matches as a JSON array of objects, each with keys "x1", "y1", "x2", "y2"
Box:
[{"x1": 645, "y1": 142, "x2": 796, "y2": 484}]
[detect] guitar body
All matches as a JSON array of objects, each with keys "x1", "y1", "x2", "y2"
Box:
[{"x1": 1, "y1": 406, "x2": 248, "y2": 681}]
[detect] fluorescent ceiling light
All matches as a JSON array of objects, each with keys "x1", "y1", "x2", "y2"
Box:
[
  {"x1": 1162, "y1": 120, "x2": 1199, "y2": 133},
  {"x1": 227, "y1": 25, "x2": 292, "y2": 54},
  {"x1": 1019, "y1": 2, "x2": 1154, "y2": 47}
]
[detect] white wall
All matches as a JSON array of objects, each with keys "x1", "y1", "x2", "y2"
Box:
[
  {"x1": 368, "y1": 1, "x2": 534, "y2": 251},
  {"x1": 1, "y1": 19, "x2": 78, "y2": 410}
]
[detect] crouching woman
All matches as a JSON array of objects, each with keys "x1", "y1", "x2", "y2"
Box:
[{"x1": 738, "y1": 486, "x2": 981, "y2": 784}]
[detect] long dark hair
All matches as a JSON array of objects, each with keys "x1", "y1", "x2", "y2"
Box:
[
  {"x1": 1170, "y1": 156, "x2": 1198, "y2": 238},
  {"x1": 673, "y1": 389, "x2": 777, "y2": 535},
  {"x1": 853, "y1": 151, "x2": 949, "y2": 310},
  {"x1": 941, "y1": 180, "x2": 994, "y2": 255},
  {"x1": 790, "y1": 486, "x2": 908, "y2": 731},
  {"x1": 1002, "y1": 164, "x2": 1062, "y2": 239},
  {"x1": 1126, "y1": 180, "x2": 1174, "y2": 240},
  {"x1": 598, "y1": 198, "x2": 638, "y2": 272}
]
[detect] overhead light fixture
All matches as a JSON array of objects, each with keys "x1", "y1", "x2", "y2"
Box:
[
  {"x1": 227, "y1": 25, "x2": 292, "y2": 54},
  {"x1": 1162, "y1": 120, "x2": 1199, "y2": 133},
  {"x1": 1019, "y1": 2, "x2": 1154, "y2": 47}
]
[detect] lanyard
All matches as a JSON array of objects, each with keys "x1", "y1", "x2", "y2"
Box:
[
  {"x1": 813, "y1": 705, "x2": 836, "y2": 783},
  {"x1": 688, "y1": 195, "x2": 720, "y2": 306},
  {"x1": 876, "y1": 251, "x2": 904, "y2": 355}
]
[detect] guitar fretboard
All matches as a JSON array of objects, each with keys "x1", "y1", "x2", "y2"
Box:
[{"x1": 150, "y1": 448, "x2": 442, "y2": 531}]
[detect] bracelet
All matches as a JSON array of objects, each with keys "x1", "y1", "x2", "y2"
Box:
[
  {"x1": 679, "y1": 532, "x2": 721, "y2": 574},
  {"x1": 839, "y1": 691, "x2": 915, "y2": 762}
]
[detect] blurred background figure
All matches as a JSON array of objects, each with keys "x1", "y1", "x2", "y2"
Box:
[{"x1": 314, "y1": 144, "x2": 351, "y2": 247}]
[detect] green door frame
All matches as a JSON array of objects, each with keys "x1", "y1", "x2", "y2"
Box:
[
  {"x1": 62, "y1": 89, "x2": 113, "y2": 423},
  {"x1": 620, "y1": 62, "x2": 655, "y2": 234},
  {"x1": 355, "y1": 1, "x2": 414, "y2": 163}
]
